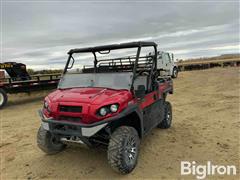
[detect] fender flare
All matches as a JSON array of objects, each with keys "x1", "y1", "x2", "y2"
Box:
[{"x1": 109, "y1": 104, "x2": 144, "y2": 138}]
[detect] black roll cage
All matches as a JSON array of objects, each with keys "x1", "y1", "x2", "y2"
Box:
[{"x1": 63, "y1": 41, "x2": 158, "y2": 92}]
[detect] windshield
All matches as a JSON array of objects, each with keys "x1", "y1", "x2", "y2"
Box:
[
  {"x1": 58, "y1": 72, "x2": 133, "y2": 90},
  {"x1": 60, "y1": 45, "x2": 156, "y2": 90}
]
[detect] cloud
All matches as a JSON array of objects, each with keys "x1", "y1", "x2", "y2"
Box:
[
  {"x1": 210, "y1": 44, "x2": 240, "y2": 50},
  {"x1": 2, "y1": 1, "x2": 239, "y2": 69}
]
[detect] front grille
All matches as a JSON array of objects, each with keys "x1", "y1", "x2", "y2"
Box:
[
  {"x1": 59, "y1": 116, "x2": 82, "y2": 122},
  {"x1": 59, "y1": 105, "x2": 82, "y2": 113}
]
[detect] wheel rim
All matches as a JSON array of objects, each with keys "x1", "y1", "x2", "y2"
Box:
[
  {"x1": 0, "y1": 93, "x2": 4, "y2": 105},
  {"x1": 166, "y1": 109, "x2": 171, "y2": 125},
  {"x1": 174, "y1": 70, "x2": 177, "y2": 77},
  {"x1": 125, "y1": 136, "x2": 137, "y2": 165}
]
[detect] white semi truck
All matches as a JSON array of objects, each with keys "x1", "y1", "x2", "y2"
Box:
[{"x1": 149, "y1": 51, "x2": 178, "y2": 78}]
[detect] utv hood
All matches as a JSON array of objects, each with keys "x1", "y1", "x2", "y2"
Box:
[{"x1": 47, "y1": 87, "x2": 132, "y2": 105}]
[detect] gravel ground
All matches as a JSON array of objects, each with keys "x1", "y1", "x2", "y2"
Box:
[{"x1": 1, "y1": 67, "x2": 239, "y2": 179}]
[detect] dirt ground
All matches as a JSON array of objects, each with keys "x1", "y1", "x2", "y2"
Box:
[{"x1": 1, "y1": 67, "x2": 239, "y2": 179}]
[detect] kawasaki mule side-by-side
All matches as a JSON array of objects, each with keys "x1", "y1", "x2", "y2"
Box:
[{"x1": 37, "y1": 41, "x2": 173, "y2": 174}]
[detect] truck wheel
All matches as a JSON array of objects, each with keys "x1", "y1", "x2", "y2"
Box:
[
  {"x1": 158, "y1": 101, "x2": 172, "y2": 129},
  {"x1": 37, "y1": 126, "x2": 66, "y2": 155},
  {"x1": 0, "y1": 88, "x2": 8, "y2": 109},
  {"x1": 108, "y1": 126, "x2": 140, "y2": 174},
  {"x1": 172, "y1": 67, "x2": 178, "y2": 78}
]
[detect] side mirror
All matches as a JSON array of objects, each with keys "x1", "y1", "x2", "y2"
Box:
[{"x1": 135, "y1": 85, "x2": 146, "y2": 98}]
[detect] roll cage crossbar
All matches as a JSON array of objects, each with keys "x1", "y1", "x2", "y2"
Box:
[
  {"x1": 63, "y1": 41, "x2": 158, "y2": 91},
  {"x1": 67, "y1": 41, "x2": 157, "y2": 54}
]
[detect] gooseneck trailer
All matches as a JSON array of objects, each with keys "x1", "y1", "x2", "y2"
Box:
[{"x1": 0, "y1": 62, "x2": 61, "y2": 108}]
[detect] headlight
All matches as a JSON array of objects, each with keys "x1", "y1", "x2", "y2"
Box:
[
  {"x1": 99, "y1": 107, "x2": 107, "y2": 116},
  {"x1": 44, "y1": 101, "x2": 48, "y2": 109},
  {"x1": 98, "y1": 104, "x2": 119, "y2": 116},
  {"x1": 44, "y1": 101, "x2": 51, "y2": 112},
  {"x1": 110, "y1": 104, "x2": 118, "y2": 113}
]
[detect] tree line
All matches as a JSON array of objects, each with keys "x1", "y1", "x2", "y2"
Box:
[{"x1": 27, "y1": 69, "x2": 63, "y2": 75}]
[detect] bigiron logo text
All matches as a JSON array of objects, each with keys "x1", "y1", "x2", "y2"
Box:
[{"x1": 181, "y1": 161, "x2": 237, "y2": 179}]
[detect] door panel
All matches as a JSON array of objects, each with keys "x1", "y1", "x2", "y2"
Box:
[
  {"x1": 141, "y1": 91, "x2": 164, "y2": 134},
  {"x1": 140, "y1": 91, "x2": 157, "y2": 109}
]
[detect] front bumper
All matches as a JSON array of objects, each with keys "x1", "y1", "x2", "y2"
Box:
[
  {"x1": 38, "y1": 110, "x2": 108, "y2": 137},
  {"x1": 38, "y1": 105, "x2": 136, "y2": 137}
]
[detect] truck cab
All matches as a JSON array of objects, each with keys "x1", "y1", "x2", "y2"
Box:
[{"x1": 150, "y1": 51, "x2": 178, "y2": 78}]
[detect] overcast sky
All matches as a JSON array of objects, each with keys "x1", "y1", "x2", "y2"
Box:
[{"x1": 1, "y1": 0, "x2": 240, "y2": 69}]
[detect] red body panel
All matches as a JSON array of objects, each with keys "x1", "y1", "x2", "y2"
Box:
[
  {"x1": 139, "y1": 81, "x2": 171, "y2": 109},
  {"x1": 43, "y1": 81, "x2": 172, "y2": 124},
  {"x1": 44, "y1": 87, "x2": 133, "y2": 124},
  {"x1": 139, "y1": 91, "x2": 158, "y2": 109}
]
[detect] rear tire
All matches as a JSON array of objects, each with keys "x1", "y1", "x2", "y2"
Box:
[
  {"x1": 0, "y1": 88, "x2": 8, "y2": 109},
  {"x1": 37, "y1": 126, "x2": 66, "y2": 155},
  {"x1": 172, "y1": 67, "x2": 178, "y2": 78},
  {"x1": 107, "y1": 126, "x2": 140, "y2": 174},
  {"x1": 158, "y1": 101, "x2": 172, "y2": 129}
]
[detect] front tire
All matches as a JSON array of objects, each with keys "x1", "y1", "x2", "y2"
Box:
[
  {"x1": 0, "y1": 88, "x2": 8, "y2": 109},
  {"x1": 107, "y1": 126, "x2": 140, "y2": 174},
  {"x1": 158, "y1": 101, "x2": 172, "y2": 129},
  {"x1": 37, "y1": 126, "x2": 66, "y2": 155}
]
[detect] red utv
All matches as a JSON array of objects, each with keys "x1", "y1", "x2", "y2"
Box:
[{"x1": 37, "y1": 41, "x2": 173, "y2": 174}]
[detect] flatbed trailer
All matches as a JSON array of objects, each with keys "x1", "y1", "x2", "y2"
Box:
[{"x1": 0, "y1": 73, "x2": 61, "y2": 108}]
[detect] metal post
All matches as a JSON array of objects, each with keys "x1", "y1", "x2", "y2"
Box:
[
  {"x1": 63, "y1": 54, "x2": 72, "y2": 74},
  {"x1": 93, "y1": 52, "x2": 97, "y2": 73},
  {"x1": 131, "y1": 46, "x2": 141, "y2": 91}
]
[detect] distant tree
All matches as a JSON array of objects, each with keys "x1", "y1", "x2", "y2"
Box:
[
  {"x1": 27, "y1": 69, "x2": 35, "y2": 75},
  {"x1": 27, "y1": 69, "x2": 63, "y2": 75}
]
